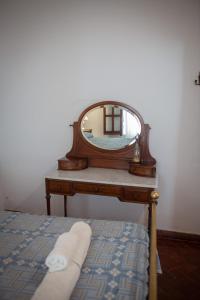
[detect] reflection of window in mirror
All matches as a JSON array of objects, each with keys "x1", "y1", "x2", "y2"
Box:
[
  {"x1": 122, "y1": 110, "x2": 141, "y2": 138},
  {"x1": 103, "y1": 105, "x2": 122, "y2": 135},
  {"x1": 81, "y1": 115, "x2": 88, "y2": 130}
]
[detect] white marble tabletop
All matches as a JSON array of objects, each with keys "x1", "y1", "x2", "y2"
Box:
[{"x1": 46, "y1": 168, "x2": 158, "y2": 189}]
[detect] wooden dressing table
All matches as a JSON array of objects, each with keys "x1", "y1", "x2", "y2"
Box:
[
  {"x1": 45, "y1": 100, "x2": 158, "y2": 218},
  {"x1": 45, "y1": 100, "x2": 159, "y2": 300}
]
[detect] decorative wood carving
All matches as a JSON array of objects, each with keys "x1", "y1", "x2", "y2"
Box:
[{"x1": 58, "y1": 100, "x2": 156, "y2": 176}]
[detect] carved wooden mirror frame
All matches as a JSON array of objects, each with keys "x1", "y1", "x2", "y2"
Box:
[{"x1": 58, "y1": 100, "x2": 156, "y2": 177}]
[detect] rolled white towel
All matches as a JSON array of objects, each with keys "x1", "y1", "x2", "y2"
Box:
[
  {"x1": 45, "y1": 231, "x2": 79, "y2": 272},
  {"x1": 32, "y1": 262, "x2": 80, "y2": 300},
  {"x1": 31, "y1": 221, "x2": 92, "y2": 300},
  {"x1": 45, "y1": 253, "x2": 68, "y2": 272},
  {"x1": 70, "y1": 222, "x2": 92, "y2": 266}
]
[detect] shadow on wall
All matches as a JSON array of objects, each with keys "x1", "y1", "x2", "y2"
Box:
[
  {"x1": 4, "y1": 163, "x2": 91, "y2": 218},
  {"x1": 69, "y1": 195, "x2": 148, "y2": 224},
  {"x1": 0, "y1": 172, "x2": 5, "y2": 210},
  {"x1": 0, "y1": 189, "x2": 5, "y2": 210},
  {"x1": 172, "y1": 35, "x2": 200, "y2": 233}
]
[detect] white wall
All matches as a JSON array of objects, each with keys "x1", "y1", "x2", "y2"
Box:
[
  {"x1": 0, "y1": 185, "x2": 5, "y2": 211},
  {"x1": 0, "y1": 0, "x2": 200, "y2": 234}
]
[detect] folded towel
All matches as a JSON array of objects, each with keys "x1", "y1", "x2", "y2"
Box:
[{"x1": 31, "y1": 221, "x2": 92, "y2": 300}]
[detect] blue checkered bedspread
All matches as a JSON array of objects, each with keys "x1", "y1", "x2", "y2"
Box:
[{"x1": 0, "y1": 212, "x2": 149, "y2": 300}]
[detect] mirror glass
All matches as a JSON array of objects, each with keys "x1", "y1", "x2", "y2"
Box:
[{"x1": 81, "y1": 104, "x2": 141, "y2": 150}]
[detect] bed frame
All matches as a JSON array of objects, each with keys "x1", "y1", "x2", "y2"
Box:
[{"x1": 46, "y1": 100, "x2": 159, "y2": 300}]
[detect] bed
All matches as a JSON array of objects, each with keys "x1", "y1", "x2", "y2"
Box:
[
  {"x1": 0, "y1": 211, "x2": 152, "y2": 300},
  {"x1": 83, "y1": 133, "x2": 133, "y2": 150}
]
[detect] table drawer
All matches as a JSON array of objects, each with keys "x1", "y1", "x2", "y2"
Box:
[
  {"x1": 123, "y1": 188, "x2": 150, "y2": 203},
  {"x1": 97, "y1": 184, "x2": 122, "y2": 196},
  {"x1": 47, "y1": 180, "x2": 72, "y2": 194},
  {"x1": 74, "y1": 182, "x2": 122, "y2": 197}
]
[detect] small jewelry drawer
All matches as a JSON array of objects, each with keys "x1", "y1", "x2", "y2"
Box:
[{"x1": 46, "y1": 180, "x2": 72, "y2": 194}]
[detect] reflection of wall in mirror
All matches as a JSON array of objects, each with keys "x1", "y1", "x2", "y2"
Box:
[
  {"x1": 84, "y1": 107, "x2": 104, "y2": 137},
  {"x1": 122, "y1": 111, "x2": 141, "y2": 138}
]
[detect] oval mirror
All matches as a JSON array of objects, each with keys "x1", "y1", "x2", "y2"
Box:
[{"x1": 81, "y1": 104, "x2": 141, "y2": 150}]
